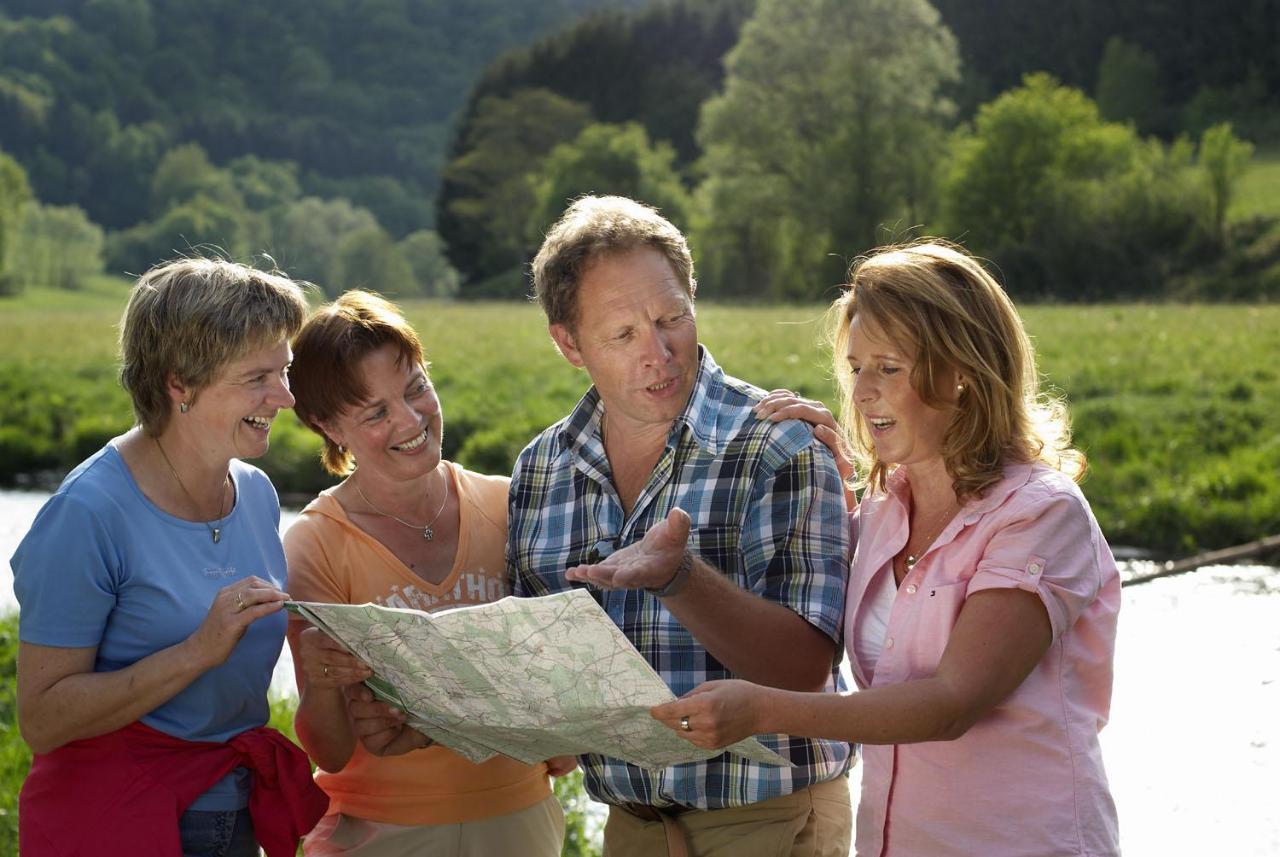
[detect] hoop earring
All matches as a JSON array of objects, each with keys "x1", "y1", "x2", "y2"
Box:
[{"x1": 179, "y1": 401, "x2": 189, "y2": 413}]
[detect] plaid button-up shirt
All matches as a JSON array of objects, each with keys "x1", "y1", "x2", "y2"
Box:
[{"x1": 508, "y1": 347, "x2": 851, "y2": 810}]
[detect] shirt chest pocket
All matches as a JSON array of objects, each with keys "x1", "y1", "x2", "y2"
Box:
[
  {"x1": 685, "y1": 525, "x2": 746, "y2": 588},
  {"x1": 900, "y1": 578, "x2": 969, "y2": 673}
]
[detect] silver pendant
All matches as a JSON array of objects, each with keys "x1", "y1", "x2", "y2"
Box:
[
  {"x1": 212, "y1": 528, "x2": 222, "y2": 544},
  {"x1": 422, "y1": 526, "x2": 434, "y2": 541}
]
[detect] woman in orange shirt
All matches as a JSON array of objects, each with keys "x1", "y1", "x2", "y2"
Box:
[{"x1": 284, "y1": 290, "x2": 575, "y2": 856}]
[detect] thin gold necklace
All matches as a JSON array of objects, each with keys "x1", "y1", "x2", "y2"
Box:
[
  {"x1": 905, "y1": 500, "x2": 958, "y2": 568},
  {"x1": 155, "y1": 437, "x2": 231, "y2": 543},
  {"x1": 354, "y1": 469, "x2": 449, "y2": 541}
]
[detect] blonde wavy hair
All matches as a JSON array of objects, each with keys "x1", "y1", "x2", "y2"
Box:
[{"x1": 831, "y1": 240, "x2": 1085, "y2": 501}]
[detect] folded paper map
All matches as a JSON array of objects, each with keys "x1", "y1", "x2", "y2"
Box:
[{"x1": 286, "y1": 589, "x2": 789, "y2": 770}]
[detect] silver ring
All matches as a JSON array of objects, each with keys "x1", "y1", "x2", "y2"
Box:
[
  {"x1": 235, "y1": 592, "x2": 246, "y2": 612},
  {"x1": 323, "y1": 665, "x2": 329, "y2": 678},
  {"x1": 680, "y1": 715, "x2": 691, "y2": 732}
]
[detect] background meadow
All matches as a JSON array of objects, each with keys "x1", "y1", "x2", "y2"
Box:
[{"x1": 2, "y1": 281, "x2": 1277, "y2": 557}]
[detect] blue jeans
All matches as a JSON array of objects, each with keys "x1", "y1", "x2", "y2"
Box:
[{"x1": 178, "y1": 808, "x2": 258, "y2": 857}]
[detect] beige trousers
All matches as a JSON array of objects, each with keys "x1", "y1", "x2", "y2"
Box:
[
  {"x1": 603, "y1": 776, "x2": 852, "y2": 857},
  {"x1": 302, "y1": 794, "x2": 564, "y2": 857}
]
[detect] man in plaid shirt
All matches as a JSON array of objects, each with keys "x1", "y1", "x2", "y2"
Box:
[{"x1": 509, "y1": 196, "x2": 852, "y2": 856}]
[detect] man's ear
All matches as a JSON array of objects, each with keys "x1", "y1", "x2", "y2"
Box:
[{"x1": 549, "y1": 323, "x2": 586, "y2": 369}]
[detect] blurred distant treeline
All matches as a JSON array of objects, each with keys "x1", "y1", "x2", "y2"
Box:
[
  {"x1": 1, "y1": 0, "x2": 1278, "y2": 301},
  {"x1": 0, "y1": 0, "x2": 642, "y2": 292}
]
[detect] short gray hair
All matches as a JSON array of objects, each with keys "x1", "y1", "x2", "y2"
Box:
[
  {"x1": 119, "y1": 257, "x2": 310, "y2": 436},
  {"x1": 531, "y1": 195, "x2": 695, "y2": 328}
]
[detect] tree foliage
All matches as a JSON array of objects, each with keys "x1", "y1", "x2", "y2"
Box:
[
  {"x1": 270, "y1": 196, "x2": 380, "y2": 291},
  {"x1": 400, "y1": 230, "x2": 461, "y2": 299},
  {"x1": 437, "y1": 0, "x2": 753, "y2": 287},
  {"x1": 0, "y1": 149, "x2": 33, "y2": 290},
  {"x1": 528, "y1": 122, "x2": 691, "y2": 248},
  {"x1": 940, "y1": 73, "x2": 1213, "y2": 299},
  {"x1": 331, "y1": 226, "x2": 416, "y2": 298},
  {"x1": 0, "y1": 0, "x2": 640, "y2": 234},
  {"x1": 931, "y1": 0, "x2": 1280, "y2": 131},
  {"x1": 438, "y1": 88, "x2": 592, "y2": 293},
  {"x1": 7, "y1": 203, "x2": 104, "y2": 290},
  {"x1": 694, "y1": 0, "x2": 960, "y2": 300},
  {"x1": 1095, "y1": 37, "x2": 1163, "y2": 134},
  {"x1": 1198, "y1": 122, "x2": 1254, "y2": 243}
]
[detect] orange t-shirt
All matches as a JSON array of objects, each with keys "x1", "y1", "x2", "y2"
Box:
[{"x1": 283, "y1": 462, "x2": 551, "y2": 825}]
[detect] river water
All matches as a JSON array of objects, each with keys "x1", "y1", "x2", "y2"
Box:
[{"x1": 3, "y1": 489, "x2": 1277, "y2": 855}]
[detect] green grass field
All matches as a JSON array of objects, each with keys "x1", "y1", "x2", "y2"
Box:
[{"x1": 2, "y1": 282, "x2": 1278, "y2": 555}]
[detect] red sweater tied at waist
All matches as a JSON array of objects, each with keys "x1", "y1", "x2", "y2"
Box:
[{"x1": 20, "y1": 720, "x2": 328, "y2": 857}]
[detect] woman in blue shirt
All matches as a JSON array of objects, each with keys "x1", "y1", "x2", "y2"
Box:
[{"x1": 12, "y1": 258, "x2": 323, "y2": 856}]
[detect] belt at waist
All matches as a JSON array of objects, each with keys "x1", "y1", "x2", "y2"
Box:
[{"x1": 612, "y1": 801, "x2": 695, "y2": 821}]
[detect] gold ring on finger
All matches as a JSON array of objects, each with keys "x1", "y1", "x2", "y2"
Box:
[
  {"x1": 680, "y1": 715, "x2": 692, "y2": 732},
  {"x1": 236, "y1": 592, "x2": 246, "y2": 612}
]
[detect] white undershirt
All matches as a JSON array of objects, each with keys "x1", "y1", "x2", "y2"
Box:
[{"x1": 852, "y1": 564, "x2": 897, "y2": 680}]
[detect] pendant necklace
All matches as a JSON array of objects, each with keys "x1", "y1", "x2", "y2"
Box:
[
  {"x1": 155, "y1": 437, "x2": 231, "y2": 543},
  {"x1": 355, "y1": 469, "x2": 449, "y2": 541},
  {"x1": 904, "y1": 501, "x2": 958, "y2": 569}
]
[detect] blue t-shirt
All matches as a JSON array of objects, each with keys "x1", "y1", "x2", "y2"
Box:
[{"x1": 11, "y1": 442, "x2": 288, "y2": 811}]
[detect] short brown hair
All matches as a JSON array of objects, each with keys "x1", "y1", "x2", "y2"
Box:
[
  {"x1": 119, "y1": 257, "x2": 309, "y2": 436},
  {"x1": 831, "y1": 240, "x2": 1085, "y2": 501},
  {"x1": 531, "y1": 195, "x2": 695, "y2": 328},
  {"x1": 290, "y1": 290, "x2": 426, "y2": 476}
]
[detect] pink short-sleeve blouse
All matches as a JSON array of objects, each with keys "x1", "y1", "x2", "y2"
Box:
[{"x1": 845, "y1": 462, "x2": 1121, "y2": 856}]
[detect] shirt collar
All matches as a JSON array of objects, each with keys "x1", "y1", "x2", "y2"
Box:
[
  {"x1": 556, "y1": 345, "x2": 724, "y2": 459},
  {"x1": 879, "y1": 459, "x2": 1039, "y2": 520}
]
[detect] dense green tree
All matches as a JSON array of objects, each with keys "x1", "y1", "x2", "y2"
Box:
[
  {"x1": 695, "y1": 0, "x2": 959, "y2": 300},
  {"x1": 439, "y1": 88, "x2": 592, "y2": 292},
  {"x1": 528, "y1": 122, "x2": 691, "y2": 245},
  {"x1": 1183, "y1": 70, "x2": 1280, "y2": 144},
  {"x1": 458, "y1": 0, "x2": 753, "y2": 166},
  {"x1": 1198, "y1": 122, "x2": 1254, "y2": 243},
  {"x1": 228, "y1": 155, "x2": 301, "y2": 211},
  {"x1": 303, "y1": 173, "x2": 433, "y2": 239},
  {"x1": 106, "y1": 192, "x2": 253, "y2": 275},
  {"x1": 270, "y1": 196, "x2": 379, "y2": 291},
  {"x1": 85, "y1": 118, "x2": 172, "y2": 228},
  {"x1": 8, "y1": 203, "x2": 104, "y2": 290},
  {"x1": 931, "y1": 0, "x2": 1280, "y2": 127},
  {"x1": 149, "y1": 142, "x2": 241, "y2": 215},
  {"x1": 330, "y1": 226, "x2": 416, "y2": 297},
  {"x1": 399, "y1": 230, "x2": 461, "y2": 298},
  {"x1": 438, "y1": 0, "x2": 753, "y2": 286},
  {"x1": 940, "y1": 74, "x2": 1210, "y2": 298},
  {"x1": 0, "y1": 0, "x2": 642, "y2": 237},
  {"x1": 1096, "y1": 37, "x2": 1163, "y2": 134},
  {"x1": 0, "y1": 149, "x2": 33, "y2": 291}
]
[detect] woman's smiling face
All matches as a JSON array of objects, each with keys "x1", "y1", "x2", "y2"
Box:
[
  {"x1": 326, "y1": 343, "x2": 443, "y2": 482},
  {"x1": 179, "y1": 339, "x2": 295, "y2": 461}
]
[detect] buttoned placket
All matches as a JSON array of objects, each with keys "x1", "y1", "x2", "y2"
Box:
[{"x1": 871, "y1": 507, "x2": 975, "y2": 685}]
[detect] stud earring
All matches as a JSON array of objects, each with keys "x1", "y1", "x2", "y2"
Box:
[
  {"x1": 956, "y1": 384, "x2": 966, "y2": 394},
  {"x1": 337, "y1": 443, "x2": 346, "y2": 454},
  {"x1": 179, "y1": 401, "x2": 189, "y2": 413}
]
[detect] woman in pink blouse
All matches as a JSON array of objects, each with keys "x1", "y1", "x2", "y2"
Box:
[{"x1": 652, "y1": 241, "x2": 1121, "y2": 856}]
